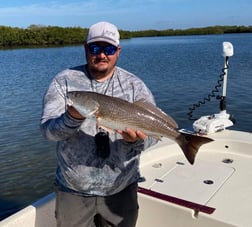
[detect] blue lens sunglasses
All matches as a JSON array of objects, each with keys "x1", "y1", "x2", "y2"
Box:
[{"x1": 88, "y1": 44, "x2": 118, "y2": 56}]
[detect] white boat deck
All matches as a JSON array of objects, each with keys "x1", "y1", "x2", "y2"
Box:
[
  {"x1": 1, "y1": 130, "x2": 252, "y2": 227},
  {"x1": 137, "y1": 130, "x2": 252, "y2": 227}
]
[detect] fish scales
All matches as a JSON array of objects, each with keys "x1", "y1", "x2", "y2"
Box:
[{"x1": 76, "y1": 91, "x2": 178, "y2": 138}]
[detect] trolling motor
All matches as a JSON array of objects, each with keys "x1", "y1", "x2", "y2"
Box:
[{"x1": 192, "y1": 42, "x2": 235, "y2": 134}]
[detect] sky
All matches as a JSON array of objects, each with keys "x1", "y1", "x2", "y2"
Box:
[{"x1": 0, "y1": 0, "x2": 251, "y2": 31}]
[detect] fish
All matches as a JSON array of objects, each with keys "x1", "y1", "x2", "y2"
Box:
[{"x1": 67, "y1": 91, "x2": 213, "y2": 164}]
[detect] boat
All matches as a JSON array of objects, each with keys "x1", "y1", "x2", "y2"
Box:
[{"x1": 1, "y1": 42, "x2": 251, "y2": 227}]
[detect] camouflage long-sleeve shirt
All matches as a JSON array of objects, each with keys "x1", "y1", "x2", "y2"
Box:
[{"x1": 40, "y1": 65, "x2": 157, "y2": 196}]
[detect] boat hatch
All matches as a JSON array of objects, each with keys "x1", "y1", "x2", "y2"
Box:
[{"x1": 138, "y1": 159, "x2": 234, "y2": 214}]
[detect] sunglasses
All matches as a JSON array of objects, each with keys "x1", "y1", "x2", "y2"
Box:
[{"x1": 88, "y1": 44, "x2": 118, "y2": 56}]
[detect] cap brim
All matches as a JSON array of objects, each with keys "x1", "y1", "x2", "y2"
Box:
[{"x1": 87, "y1": 37, "x2": 119, "y2": 47}]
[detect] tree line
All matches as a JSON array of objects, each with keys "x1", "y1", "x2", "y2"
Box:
[{"x1": 0, "y1": 25, "x2": 251, "y2": 48}]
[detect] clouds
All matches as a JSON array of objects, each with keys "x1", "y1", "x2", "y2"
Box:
[
  {"x1": 0, "y1": 0, "x2": 162, "y2": 29},
  {"x1": 0, "y1": 1, "x2": 96, "y2": 16},
  {"x1": 0, "y1": 0, "x2": 148, "y2": 17},
  {"x1": 0, "y1": 0, "x2": 251, "y2": 30},
  {"x1": 0, "y1": 1, "x2": 106, "y2": 27}
]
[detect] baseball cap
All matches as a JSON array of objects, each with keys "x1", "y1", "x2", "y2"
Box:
[{"x1": 86, "y1": 21, "x2": 120, "y2": 47}]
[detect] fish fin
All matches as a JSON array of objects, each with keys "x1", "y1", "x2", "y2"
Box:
[
  {"x1": 134, "y1": 100, "x2": 178, "y2": 128},
  {"x1": 72, "y1": 102, "x2": 99, "y2": 118},
  {"x1": 66, "y1": 98, "x2": 73, "y2": 106},
  {"x1": 148, "y1": 135, "x2": 162, "y2": 141},
  {"x1": 176, "y1": 133, "x2": 213, "y2": 165},
  {"x1": 97, "y1": 124, "x2": 115, "y2": 134}
]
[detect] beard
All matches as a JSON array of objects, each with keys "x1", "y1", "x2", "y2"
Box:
[
  {"x1": 88, "y1": 58, "x2": 117, "y2": 80},
  {"x1": 89, "y1": 63, "x2": 109, "y2": 75}
]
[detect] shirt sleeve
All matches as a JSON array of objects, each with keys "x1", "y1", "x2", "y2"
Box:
[{"x1": 40, "y1": 77, "x2": 83, "y2": 141}]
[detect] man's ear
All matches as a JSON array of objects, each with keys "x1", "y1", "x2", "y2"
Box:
[
  {"x1": 117, "y1": 46, "x2": 121, "y2": 57},
  {"x1": 84, "y1": 43, "x2": 89, "y2": 56}
]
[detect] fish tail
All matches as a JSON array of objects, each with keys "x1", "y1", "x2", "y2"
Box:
[{"x1": 176, "y1": 133, "x2": 213, "y2": 165}]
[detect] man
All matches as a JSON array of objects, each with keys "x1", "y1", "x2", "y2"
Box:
[{"x1": 41, "y1": 21, "x2": 157, "y2": 227}]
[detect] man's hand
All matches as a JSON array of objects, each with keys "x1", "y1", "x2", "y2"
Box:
[
  {"x1": 67, "y1": 106, "x2": 85, "y2": 120},
  {"x1": 117, "y1": 128, "x2": 146, "y2": 143}
]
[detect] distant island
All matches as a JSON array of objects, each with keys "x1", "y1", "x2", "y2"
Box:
[{"x1": 0, "y1": 25, "x2": 251, "y2": 48}]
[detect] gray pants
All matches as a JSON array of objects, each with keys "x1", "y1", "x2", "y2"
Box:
[{"x1": 55, "y1": 183, "x2": 139, "y2": 227}]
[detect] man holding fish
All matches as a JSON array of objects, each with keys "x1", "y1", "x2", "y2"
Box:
[
  {"x1": 41, "y1": 21, "x2": 158, "y2": 227},
  {"x1": 41, "y1": 21, "x2": 211, "y2": 227}
]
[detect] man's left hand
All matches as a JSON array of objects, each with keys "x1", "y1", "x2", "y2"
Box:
[{"x1": 117, "y1": 128, "x2": 146, "y2": 143}]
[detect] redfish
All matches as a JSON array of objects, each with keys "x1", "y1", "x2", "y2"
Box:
[{"x1": 67, "y1": 91, "x2": 213, "y2": 164}]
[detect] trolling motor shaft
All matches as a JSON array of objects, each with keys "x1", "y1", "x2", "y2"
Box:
[{"x1": 193, "y1": 42, "x2": 235, "y2": 134}]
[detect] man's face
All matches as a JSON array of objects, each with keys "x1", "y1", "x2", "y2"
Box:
[{"x1": 85, "y1": 41, "x2": 121, "y2": 79}]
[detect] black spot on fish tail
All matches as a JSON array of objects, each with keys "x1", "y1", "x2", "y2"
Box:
[{"x1": 176, "y1": 133, "x2": 213, "y2": 165}]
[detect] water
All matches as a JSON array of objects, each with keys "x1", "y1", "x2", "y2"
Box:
[{"x1": 0, "y1": 34, "x2": 252, "y2": 220}]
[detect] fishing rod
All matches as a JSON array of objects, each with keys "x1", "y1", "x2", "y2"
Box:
[{"x1": 190, "y1": 42, "x2": 235, "y2": 134}]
